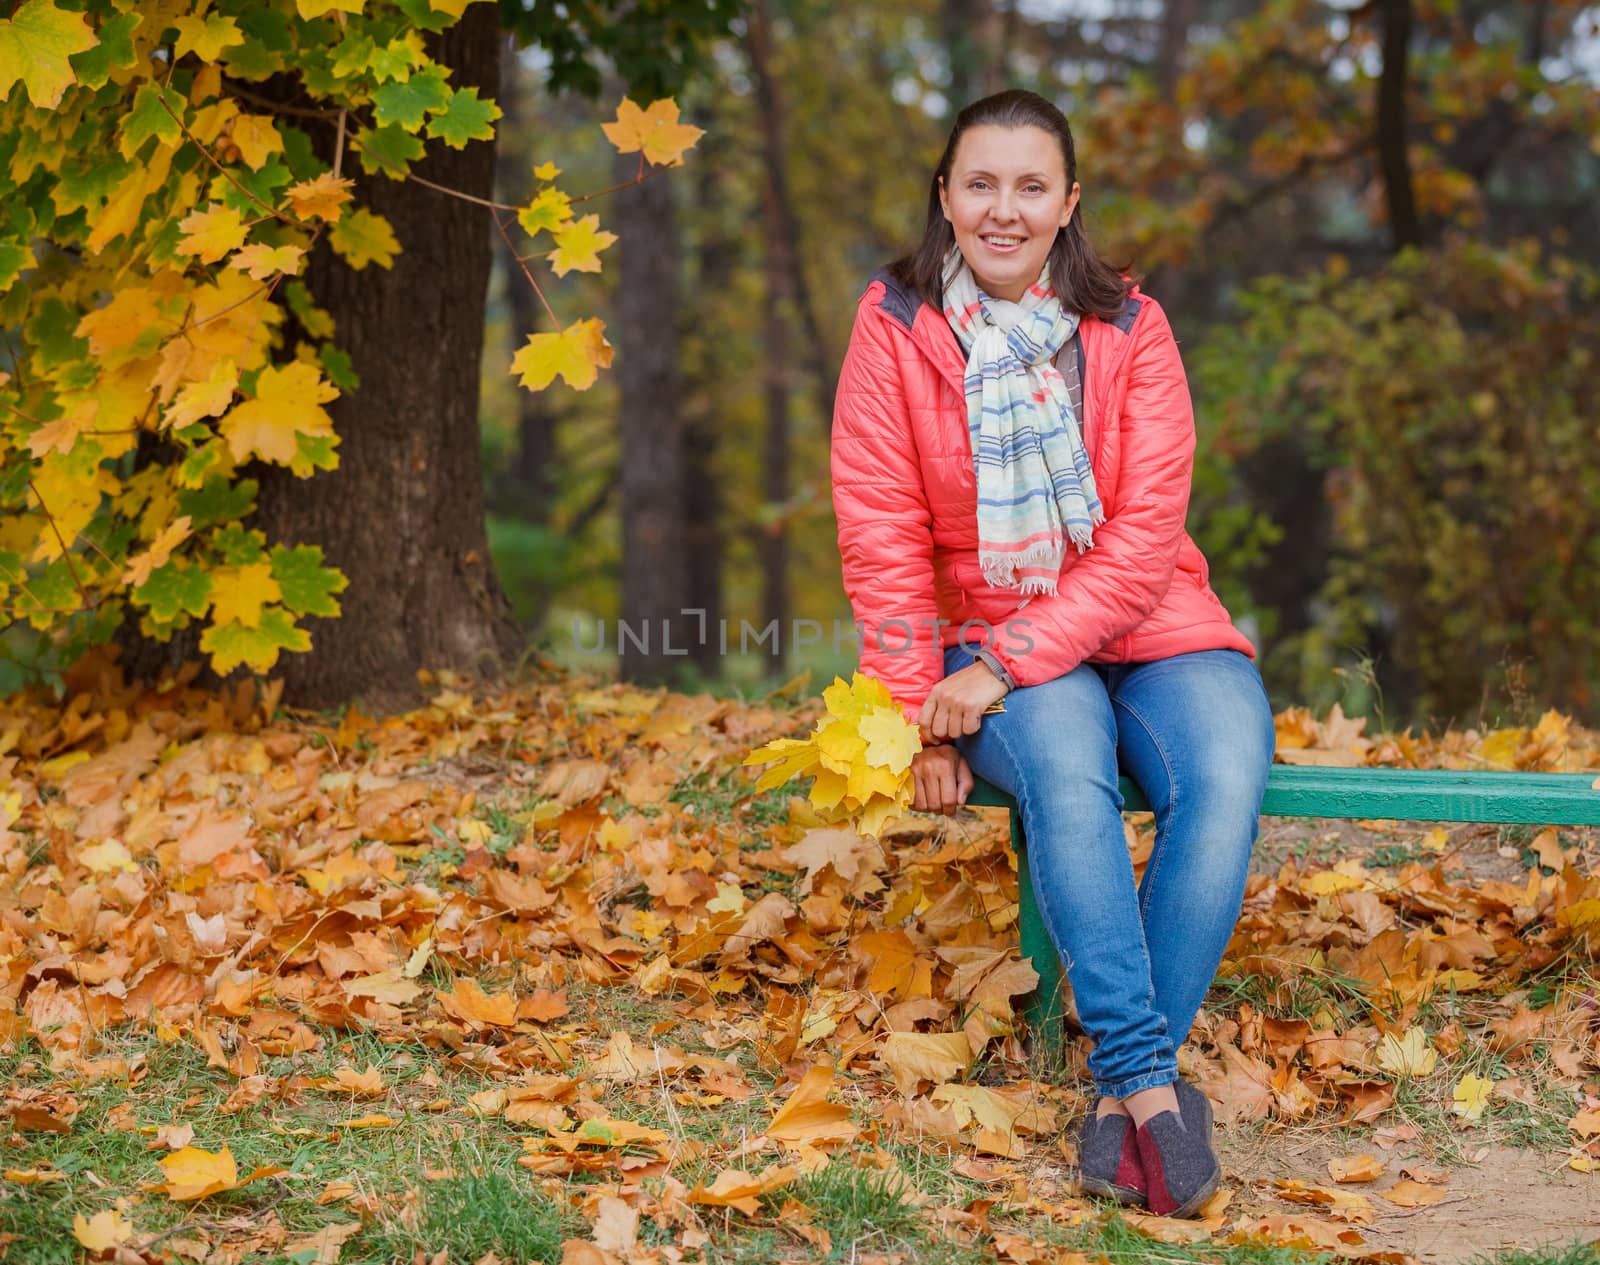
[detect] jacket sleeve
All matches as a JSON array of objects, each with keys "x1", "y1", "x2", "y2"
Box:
[
  {"x1": 830, "y1": 292, "x2": 944, "y2": 722},
  {"x1": 989, "y1": 298, "x2": 1194, "y2": 687}
]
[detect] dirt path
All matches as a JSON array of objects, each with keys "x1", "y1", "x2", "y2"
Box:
[{"x1": 1216, "y1": 1132, "x2": 1600, "y2": 1262}]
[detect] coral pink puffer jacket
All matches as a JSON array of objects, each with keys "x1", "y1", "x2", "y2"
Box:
[{"x1": 831, "y1": 271, "x2": 1255, "y2": 721}]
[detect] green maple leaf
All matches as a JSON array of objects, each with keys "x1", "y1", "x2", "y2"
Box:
[
  {"x1": 211, "y1": 523, "x2": 268, "y2": 567},
  {"x1": 517, "y1": 188, "x2": 572, "y2": 238},
  {"x1": 0, "y1": 0, "x2": 98, "y2": 109},
  {"x1": 120, "y1": 82, "x2": 182, "y2": 158},
  {"x1": 328, "y1": 30, "x2": 376, "y2": 79},
  {"x1": 0, "y1": 240, "x2": 35, "y2": 293},
  {"x1": 288, "y1": 431, "x2": 340, "y2": 478},
  {"x1": 425, "y1": 87, "x2": 500, "y2": 149},
  {"x1": 371, "y1": 65, "x2": 449, "y2": 129},
  {"x1": 368, "y1": 38, "x2": 426, "y2": 84},
  {"x1": 175, "y1": 472, "x2": 255, "y2": 524},
  {"x1": 67, "y1": 11, "x2": 138, "y2": 90},
  {"x1": 356, "y1": 123, "x2": 425, "y2": 177},
  {"x1": 201, "y1": 607, "x2": 310, "y2": 674},
  {"x1": 15, "y1": 560, "x2": 79, "y2": 629},
  {"x1": 270, "y1": 544, "x2": 347, "y2": 618},
  {"x1": 133, "y1": 561, "x2": 212, "y2": 623}
]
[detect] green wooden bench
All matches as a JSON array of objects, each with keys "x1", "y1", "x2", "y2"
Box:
[{"x1": 967, "y1": 764, "x2": 1600, "y2": 1068}]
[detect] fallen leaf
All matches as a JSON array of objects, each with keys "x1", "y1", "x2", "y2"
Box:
[
  {"x1": 1327, "y1": 1153, "x2": 1386, "y2": 1184},
  {"x1": 1451, "y1": 1073, "x2": 1494, "y2": 1122},
  {"x1": 72, "y1": 1209, "x2": 134, "y2": 1251},
  {"x1": 1382, "y1": 1179, "x2": 1448, "y2": 1208},
  {"x1": 765, "y1": 1066, "x2": 857, "y2": 1147},
  {"x1": 1375, "y1": 1027, "x2": 1436, "y2": 1078}
]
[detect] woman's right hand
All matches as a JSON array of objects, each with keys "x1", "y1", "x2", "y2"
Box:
[{"x1": 911, "y1": 744, "x2": 974, "y2": 815}]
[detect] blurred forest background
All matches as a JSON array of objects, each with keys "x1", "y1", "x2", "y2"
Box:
[{"x1": 481, "y1": 0, "x2": 1600, "y2": 729}]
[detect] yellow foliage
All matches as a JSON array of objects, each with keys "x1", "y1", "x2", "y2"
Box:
[{"x1": 743, "y1": 672, "x2": 918, "y2": 839}]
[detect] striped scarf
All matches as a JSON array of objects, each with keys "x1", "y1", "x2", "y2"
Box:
[{"x1": 942, "y1": 249, "x2": 1102, "y2": 596}]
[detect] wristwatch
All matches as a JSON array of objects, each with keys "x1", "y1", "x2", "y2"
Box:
[{"x1": 972, "y1": 646, "x2": 1016, "y2": 692}]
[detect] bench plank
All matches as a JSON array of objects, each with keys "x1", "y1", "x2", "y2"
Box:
[{"x1": 967, "y1": 765, "x2": 1600, "y2": 825}]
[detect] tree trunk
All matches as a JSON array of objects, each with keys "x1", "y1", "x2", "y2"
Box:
[
  {"x1": 681, "y1": 104, "x2": 733, "y2": 679},
  {"x1": 747, "y1": 0, "x2": 792, "y2": 673},
  {"x1": 245, "y1": 7, "x2": 519, "y2": 709},
  {"x1": 1376, "y1": 0, "x2": 1421, "y2": 250},
  {"x1": 613, "y1": 150, "x2": 690, "y2": 686}
]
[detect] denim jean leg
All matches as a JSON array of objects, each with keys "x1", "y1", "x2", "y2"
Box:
[
  {"x1": 943, "y1": 644, "x2": 1178, "y2": 1098},
  {"x1": 1107, "y1": 650, "x2": 1276, "y2": 1050}
]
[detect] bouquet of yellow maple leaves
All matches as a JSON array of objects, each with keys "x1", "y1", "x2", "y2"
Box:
[{"x1": 743, "y1": 673, "x2": 922, "y2": 839}]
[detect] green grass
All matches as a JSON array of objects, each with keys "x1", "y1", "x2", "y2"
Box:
[
  {"x1": 668, "y1": 765, "x2": 798, "y2": 826},
  {"x1": 1473, "y1": 1243, "x2": 1600, "y2": 1265},
  {"x1": 361, "y1": 1157, "x2": 577, "y2": 1264}
]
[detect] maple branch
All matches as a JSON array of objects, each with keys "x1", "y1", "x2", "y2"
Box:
[
  {"x1": 0, "y1": 397, "x2": 45, "y2": 428},
  {"x1": 221, "y1": 81, "x2": 343, "y2": 120},
  {"x1": 154, "y1": 90, "x2": 309, "y2": 229},
  {"x1": 492, "y1": 213, "x2": 560, "y2": 328},
  {"x1": 346, "y1": 135, "x2": 520, "y2": 211},
  {"x1": 25, "y1": 480, "x2": 96, "y2": 613},
  {"x1": 333, "y1": 108, "x2": 348, "y2": 180},
  {"x1": 568, "y1": 160, "x2": 670, "y2": 206}
]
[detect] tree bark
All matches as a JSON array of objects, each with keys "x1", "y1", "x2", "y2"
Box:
[
  {"x1": 1376, "y1": 0, "x2": 1422, "y2": 250},
  {"x1": 244, "y1": 6, "x2": 519, "y2": 709},
  {"x1": 613, "y1": 150, "x2": 690, "y2": 686},
  {"x1": 681, "y1": 104, "x2": 733, "y2": 678},
  {"x1": 747, "y1": 0, "x2": 792, "y2": 672}
]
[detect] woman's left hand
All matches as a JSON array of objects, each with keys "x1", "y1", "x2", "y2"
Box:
[{"x1": 917, "y1": 663, "x2": 1010, "y2": 744}]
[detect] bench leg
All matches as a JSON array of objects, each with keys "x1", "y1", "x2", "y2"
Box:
[{"x1": 1013, "y1": 810, "x2": 1065, "y2": 1075}]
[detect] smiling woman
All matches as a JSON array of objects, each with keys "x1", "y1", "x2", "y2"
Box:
[
  {"x1": 937, "y1": 126, "x2": 1080, "y2": 303},
  {"x1": 828, "y1": 88, "x2": 1274, "y2": 1219}
]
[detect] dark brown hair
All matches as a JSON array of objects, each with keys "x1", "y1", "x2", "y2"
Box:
[{"x1": 887, "y1": 90, "x2": 1133, "y2": 322}]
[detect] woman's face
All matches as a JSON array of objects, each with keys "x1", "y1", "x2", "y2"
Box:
[{"x1": 938, "y1": 124, "x2": 1080, "y2": 303}]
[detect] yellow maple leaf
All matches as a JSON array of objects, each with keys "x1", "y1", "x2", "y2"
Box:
[
  {"x1": 428, "y1": 0, "x2": 491, "y2": 15},
  {"x1": 823, "y1": 672, "x2": 895, "y2": 721},
  {"x1": 1451, "y1": 1073, "x2": 1493, "y2": 1121},
  {"x1": 548, "y1": 214, "x2": 617, "y2": 277},
  {"x1": 172, "y1": 13, "x2": 243, "y2": 62},
  {"x1": 1375, "y1": 1027, "x2": 1437, "y2": 1078},
  {"x1": 296, "y1": 0, "x2": 364, "y2": 17},
  {"x1": 72, "y1": 1209, "x2": 134, "y2": 1252},
  {"x1": 601, "y1": 96, "x2": 705, "y2": 167},
  {"x1": 230, "y1": 243, "x2": 305, "y2": 281},
  {"x1": 510, "y1": 318, "x2": 613, "y2": 391},
  {"x1": 329, "y1": 206, "x2": 399, "y2": 270},
  {"x1": 517, "y1": 187, "x2": 573, "y2": 238},
  {"x1": 0, "y1": 0, "x2": 99, "y2": 109},
  {"x1": 167, "y1": 360, "x2": 241, "y2": 428},
  {"x1": 531, "y1": 160, "x2": 560, "y2": 181},
  {"x1": 219, "y1": 361, "x2": 338, "y2": 465},
  {"x1": 177, "y1": 204, "x2": 249, "y2": 265},
  {"x1": 79, "y1": 839, "x2": 139, "y2": 874},
  {"x1": 815, "y1": 717, "x2": 868, "y2": 772},
  {"x1": 229, "y1": 114, "x2": 284, "y2": 171},
  {"x1": 158, "y1": 1146, "x2": 239, "y2": 1200},
  {"x1": 208, "y1": 563, "x2": 281, "y2": 629},
  {"x1": 121, "y1": 515, "x2": 193, "y2": 587},
  {"x1": 857, "y1": 708, "x2": 920, "y2": 775},
  {"x1": 283, "y1": 173, "x2": 353, "y2": 223}
]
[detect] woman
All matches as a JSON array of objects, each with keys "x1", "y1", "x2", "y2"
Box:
[{"x1": 830, "y1": 90, "x2": 1275, "y2": 1218}]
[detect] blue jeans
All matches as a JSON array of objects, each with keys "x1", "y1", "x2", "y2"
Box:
[{"x1": 944, "y1": 643, "x2": 1275, "y2": 1097}]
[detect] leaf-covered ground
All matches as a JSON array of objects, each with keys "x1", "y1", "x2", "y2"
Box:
[{"x1": 0, "y1": 656, "x2": 1596, "y2": 1265}]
